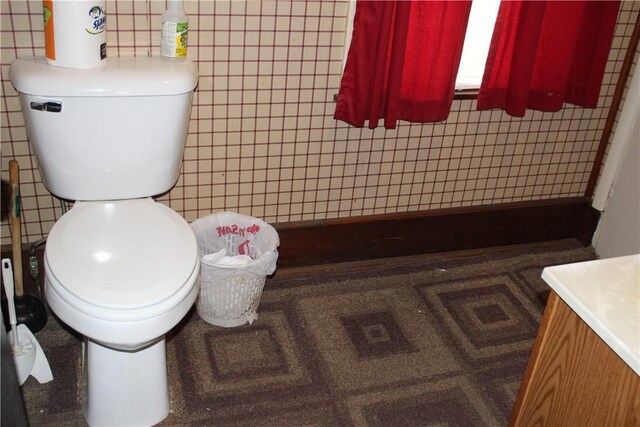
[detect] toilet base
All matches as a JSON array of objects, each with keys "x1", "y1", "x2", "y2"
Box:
[{"x1": 84, "y1": 337, "x2": 169, "y2": 426}]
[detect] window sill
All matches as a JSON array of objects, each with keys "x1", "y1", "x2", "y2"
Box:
[
  {"x1": 333, "y1": 88, "x2": 479, "y2": 103},
  {"x1": 454, "y1": 88, "x2": 479, "y2": 100}
]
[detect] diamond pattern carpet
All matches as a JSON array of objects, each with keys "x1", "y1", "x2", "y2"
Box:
[{"x1": 19, "y1": 241, "x2": 596, "y2": 426}]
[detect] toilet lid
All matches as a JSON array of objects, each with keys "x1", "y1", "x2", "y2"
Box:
[{"x1": 45, "y1": 198, "x2": 198, "y2": 310}]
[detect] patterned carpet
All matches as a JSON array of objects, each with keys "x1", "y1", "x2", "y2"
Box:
[{"x1": 19, "y1": 242, "x2": 596, "y2": 426}]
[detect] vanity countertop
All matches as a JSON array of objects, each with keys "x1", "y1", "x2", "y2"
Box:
[{"x1": 541, "y1": 254, "x2": 640, "y2": 376}]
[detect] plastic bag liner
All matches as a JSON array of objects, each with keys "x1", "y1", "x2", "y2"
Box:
[{"x1": 190, "y1": 212, "x2": 279, "y2": 327}]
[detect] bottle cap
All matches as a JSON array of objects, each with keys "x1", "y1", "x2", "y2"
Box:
[{"x1": 166, "y1": 0, "x2": 183, "y2": 13}]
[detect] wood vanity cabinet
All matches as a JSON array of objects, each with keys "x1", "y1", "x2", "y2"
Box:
[{"x1": 509, "y1": 291, "x2": 640, "y2": 426}]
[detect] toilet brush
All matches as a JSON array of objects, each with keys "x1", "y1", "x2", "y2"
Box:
[
  {"x1": 2, "y1": 258, "x2": 53, "y2": 385},
  {"x1": 3, "y1": 259, "x2": 19, "y2": 354}
]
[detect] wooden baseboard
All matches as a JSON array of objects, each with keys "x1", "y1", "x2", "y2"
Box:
[
  {"x1": 272, "y1": 197, "x2": 600, "y2": 268},
  {"x1": 2, "y1": 197, "x2": 600, "y2": 272}
]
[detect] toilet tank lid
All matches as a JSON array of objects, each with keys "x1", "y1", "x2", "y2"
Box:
[{"x1": 10, "y1": 56, "x2": 198, "y2": 97}]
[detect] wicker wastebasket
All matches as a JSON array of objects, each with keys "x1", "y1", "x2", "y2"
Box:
[{"x1": 190, "y1": 212, "x2": 279, "y2": 327}]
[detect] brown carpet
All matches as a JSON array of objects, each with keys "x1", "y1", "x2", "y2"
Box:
[{"x1": 19, "y1": 241, "x2": 596, "y2": 426}]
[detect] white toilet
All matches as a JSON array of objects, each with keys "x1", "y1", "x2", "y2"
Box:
[{"x1": 10, "y1": 56, "x2": 200, "y2": 426}]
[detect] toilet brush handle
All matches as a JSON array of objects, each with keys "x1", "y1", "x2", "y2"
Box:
[
  {"x1": 2, "y1": 258, "x2": 19, "y2": 351},
  {"x1": 9, "y1": 160, "x2": 24, "y2": 298}
]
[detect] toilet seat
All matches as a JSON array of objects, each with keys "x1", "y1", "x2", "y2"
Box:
[{"x1": 45, "y1": 198, "x2": 199, "y2": 322}]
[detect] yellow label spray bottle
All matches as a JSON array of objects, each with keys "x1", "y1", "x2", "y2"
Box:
[{"x1": 161, "y1": 0, "x2": 188, "y2": 61}]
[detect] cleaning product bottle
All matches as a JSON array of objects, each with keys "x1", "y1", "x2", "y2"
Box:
[
  {"x1": 161, "y1": 0, "x2": 188, "y2": 61},
  {"x1": 43, "y1": 0, "x2": 107, "y2": 69}
]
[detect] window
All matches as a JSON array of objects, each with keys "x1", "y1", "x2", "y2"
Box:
[
  {"x1": 456, "y1": 0, "x2": 501, "y2": 90},
  {"x1": 340, "y1": 0, "x2": 501, "y2": 90}
]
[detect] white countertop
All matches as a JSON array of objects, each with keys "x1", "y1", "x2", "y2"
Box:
[{"x1": 541, "y1": 254, "x2": 640, "y2": 376}]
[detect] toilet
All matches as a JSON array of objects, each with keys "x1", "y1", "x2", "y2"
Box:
[{"x1": 9, "y1": 56, "x2": 200, "y2": 426}]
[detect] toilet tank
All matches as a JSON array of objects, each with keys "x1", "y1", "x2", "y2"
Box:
[{"x1": 9, "y1": 56, "x2": 198, "y2": 201}]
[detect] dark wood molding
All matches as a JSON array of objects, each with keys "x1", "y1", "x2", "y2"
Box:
[
  {"x1": 273, "y1": 197, "x2": 600, "y2": 268},
  {"x1": 2, "y1": 197, "x2": 600, "y2": 272}
]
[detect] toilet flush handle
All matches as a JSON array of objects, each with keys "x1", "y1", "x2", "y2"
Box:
[{"x1": 30, "y1": 101, "x2": 62, "y2": 113}]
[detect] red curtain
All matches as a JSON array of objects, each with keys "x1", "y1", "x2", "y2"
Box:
[
  {"x1": 334, "y1": 1, "x2": 472, "y2": 129},
  {"x1": 477, "y1": 0, "x2": 620, "y2": 117}
]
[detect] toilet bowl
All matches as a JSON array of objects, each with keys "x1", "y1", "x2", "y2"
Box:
[
  {"x1": 9, "y1": 56, "x2": 199, "y2": 426},
  {"x1": 45, "y1": 198, "x2": 199, "y2": 347},
  {"x1": 44, "y1": 198, "x2": 199, "y2": 425}
]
